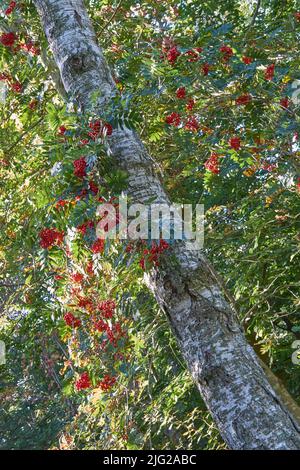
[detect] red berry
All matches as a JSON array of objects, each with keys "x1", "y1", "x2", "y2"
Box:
[
  {"x1": 91, "y1": 238, "x2": 105, "y2": 254},
  {"x1": 165, "y1": 112, "x2": 181, "y2": 127},
  {"x1": 204, "y1": 152, "x2": 220, "y2": 174},
  {"x1": 186, "y1": 98, "x2": 195, "y2": 111},
  {"x1": 220, "y1": 45, "x2": 233, "y2": 62},
  {"x1": 280, "y1": 97, "x2": 289, "y2": 109},
  {"x1": 39, "y1": 228, "x2": 64, "y2": 249},
  {"x1": 10, "y1": 81, "x2": 22, "y2": 93},
  {"x1": 166, "y1": 46, "x2": 180, "y2": 64},
  {"x1": 265, "y1": 64, "x2": 275, "y2": 81},
  {"x1": 98, "y1": 374, "x2": 116, "y2": 391},
  {"x1": 0, "y1": 32, "x2": 17, "y2": 47},
  {"x1": 202, "y1": 63, "x2": 210, "y2": 76},
  {"x1": 5, "y1": 1, "x2": 16, "y2": 15},
  {"x1": 97, "y1": 300, "x2": 116, "y2": 319},
  {"x1": 21, "y1": 41, "x2": 40, "y2": 56},
  {"x1": 94, "y1": 318, "x2": 108, "y2": 332},
  {"x1": 73, "y1": 157, "x2": 87, "y2": 179},
  {"x1": 64, "y1": 312, "x2": 81, "y2": 328},
  {"x1": 28, "y1": 99, "x2": 38, "y2": 110},
  {"x1": 89, "y1": 180, "x2": 99, "y2": 194},
  {"x1": 176, "y1": 87, "x2": 186, "y2": 99},
  {"x1": 229, "y1": 136, "x2": 241, "y2": 151},
  {"x1": 185, "y1": 116, "x2": 199, "y2": 132},
  {"x1": 236, "y1": 94, "x2": 252, "y2": 106},
  {"x1": 55, "y1": 199, "x2": 68, "y2": 209},
  {"x1": 75, "y1": 372, "x2": 91, "y2": 391},
  {"x1": 71, "y1": 272, "x2": 84, "y2": 283},
  {"x1": 242, "y1": 56, "x2": 253, "y2": 65},
  {"x1": 185, "y1": 49, "x2": 200, "y2": 62},
  {"x1": 58, "y1": 125, "x2": 67, "y2": 135}
]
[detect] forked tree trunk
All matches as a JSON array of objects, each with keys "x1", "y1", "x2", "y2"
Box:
[{"x1": 34, "y1": 0, "x2": 300, "y2": 449}]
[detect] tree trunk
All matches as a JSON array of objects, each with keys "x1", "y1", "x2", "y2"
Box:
[{"x1": 34, "y1": 0, "x2": 300, "y2": 449}]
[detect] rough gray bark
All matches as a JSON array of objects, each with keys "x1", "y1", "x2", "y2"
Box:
[{"x1": 34, "y1": 0, "x2": 300, "y2": 449}]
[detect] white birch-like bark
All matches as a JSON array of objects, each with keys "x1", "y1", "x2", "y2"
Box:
[{"x1": 34, "y1": 0, "x2": 300, "y2": 449}]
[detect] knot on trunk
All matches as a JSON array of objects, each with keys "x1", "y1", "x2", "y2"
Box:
[{"x1": 66, "y1": 52, "x2": 97, "y2": 74}]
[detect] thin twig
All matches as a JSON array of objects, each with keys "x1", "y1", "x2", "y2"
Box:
[
  {"x1": 4, "y1": 116, "x2": 44, "y2": 154},
  {"x1": 98, "y1": 0, "x2": 123, "y2": 35},
  {"x1": 249, "y1": 0, "x2": 261, "y2": 28}
]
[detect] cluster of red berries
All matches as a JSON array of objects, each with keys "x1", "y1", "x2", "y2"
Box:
[
  {"x1": 0, "y1": 71, "x2": 22, "y2": 93},
  {"x1": 185, "y1": 47, "x2": 202, "y2": 62},
  {"x1": 20, "y1": 41, "x2": 40, "y2": 56},
  {"x1": 0, "y1": 32, "x2": 17, "y2": 47},
  {"x1": 242, "y1": 56, "x2": 253, "y2": 65},
  {"x1": 88, "y1": 120, "x2": 113, "y2": 140},
  {"x1": 58, "y1": 125, "x2": 67, "y2": 135},
  {"x1": 89, "y1": 180, "x2": 99, "y2": 195},
  {"x1": 105, "y1": 322, "x2": 126, "y2": 348},
  {"x1": 97, "y1": 300, "x2": 116, "y2": 319},
  {"x1": 0, "y1": 31, "x2": 40, "y2": 56},
  {"x1": 167, "y1": 85, "x2": 201, "y2": 131},
  {"x1": 204, "y1": 152, "x2": 220, "y2": 174},
  {"x1": 165, "y1": 111, "x2": 199, "y2": 132},
  {"x1": 77, "y1": 220, "x2": 95, "y2": 235},
  {"x1": 165, "y1": 112, "x2": 181, "y2": 126},
  {"x1": 236, "y1": 94, "x2": 252, "y2": 106},
  {"x1": 4, "y1": 1, "x2": 16, "y2": 15},
  {"x1": 64, "y1": 312, "x2": 82, "y2": 328},
  {"x1": 39, "y1": 228, "x2": 64, "y2": 249},
  {"x1": 66, "y1": 283, "x2": 124, "y2": 392},
  {"x1": 71, "y1": 272, "x2": 84, "y2": 283},
  {"x1": 55, "y1": 199, "x2": 68, "y2": 210},
  {"x1": 98, "y1": 374, "x2": 116, "y2": 391},
  {"x1": 186, "y1": 98, "x2": 195, "y2": 111},
  {"x1": 10, "y1": 81, "x2": 22, "y2": 92},
  {"x1": 202, "y1": 62, "x2": 210, "y2": 75},
  {"x1": 91, "y1": 238, "x2": 105, "y2": 254},
  {"x1": 94, "y1": 318, "x2": 107, "y2": 333},
  {"x1": 176, "y1": 87, "x2": 186, "y2": 99},
  {"x1": 93, "y1": 316, "x2": 125, "y2": 348},
  {"x1": 73, "y1": 157, "x2": 87, "y2": 179},
  {"x1": 162, "y1": 40, "x2": 210, "y2": 74},
  {"x1": 220, "y1": 44, "x2": 233, "y2": 62},
  {"x1": 175, "y1": 87, "x2": 197, "y2": 113},
  {"x1": 229, "y1": 136, "x2": 241, "y2": 151},
  {"x1": 75, "y1": 372, "x2": 116, "y2": 392},
  {"x1": 166, "y1": 46, "x2": 181, "y2": 64},
  {"x1": 75, "y1": 372, "x2": 91, "y2": 391},
  {"x1": 139, "y1": 239, "x2": 169, "y2": 270},
  {"x1": 185, "y1": 115, "x2": 199, "y2": 132},
  {"x1": 77, "y1": 295, "x2": 93, "y2": 311},
  {"x1": 58, "y1": 120, "x2": 113, "y2": 144},
  {"x1": 280, "y1": 97, "x2": 289, "y2": 109},
  {"x1": 265, "y1": 64, "x2": 275, "y2": 81}
]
